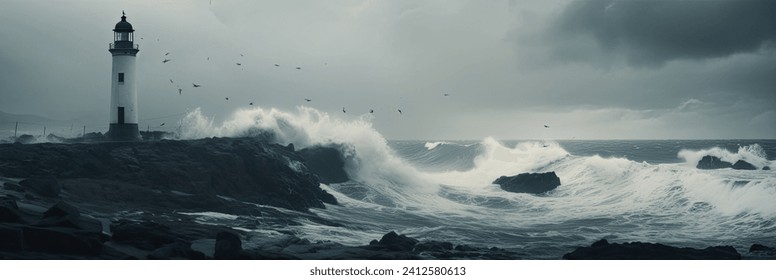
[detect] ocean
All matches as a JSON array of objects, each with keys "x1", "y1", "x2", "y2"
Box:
[
  {"x1": 171, "y1": 107, "x2": 776, "y2": 259},
  {"x1": 7, "y1": 107, "x2": 775, "y2": 259}
]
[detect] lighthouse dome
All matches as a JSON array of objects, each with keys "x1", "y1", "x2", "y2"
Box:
[{"x1": 114, "y1": 14, "x2": 134, "y2": 32}]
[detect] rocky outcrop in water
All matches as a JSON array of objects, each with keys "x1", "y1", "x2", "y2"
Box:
[
  {"x1": 696, "y1": 156, "x2": 760, "y2": 170},
  {"x1": 493, "y1": 172, "x2": 561, "y2": 194},
  {"x1": 732, "y1": 160, "x2": 757, "y2": 170},
  {"x1": 563, "y1": 239, "x2": 741, "y2": 260},
  {"x1": 696, "y1": 156, "x2": 733, "y2": 169}
]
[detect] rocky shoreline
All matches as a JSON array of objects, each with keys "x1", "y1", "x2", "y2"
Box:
[{"x1": 1, "y1": 137, "x2": 774, "y2": 259}]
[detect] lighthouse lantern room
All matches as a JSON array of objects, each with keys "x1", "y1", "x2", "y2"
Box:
[{"x1": 107, "y1": 11, "x2": 141, "y2": 141}]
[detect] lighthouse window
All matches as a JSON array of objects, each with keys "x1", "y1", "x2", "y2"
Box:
[
  {"x1": 117, "y1": 32, "x2": 129, "y2": 41},
  {"x1": 118, "y1": 73, "x2": 125, "y2": 83}
]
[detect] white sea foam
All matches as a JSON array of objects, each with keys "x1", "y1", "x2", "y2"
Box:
[
  {"x1": 678, "y1": 143, "x2": 770, "y2": 169},
  {"x1": 176, "y1": 106, "x2": 776, "y2": 248},
  {"x1": 424, "y1": 141, "x2": 452, "y2": 150}
]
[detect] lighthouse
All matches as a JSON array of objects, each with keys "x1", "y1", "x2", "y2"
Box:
[{"x1": 107, "y1": 11, "x2": 141, "y2": 141}]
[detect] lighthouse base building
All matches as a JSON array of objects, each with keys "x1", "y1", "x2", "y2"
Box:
[{"x1": 106, "y1": 12, "x2": 141, "y2": 141}]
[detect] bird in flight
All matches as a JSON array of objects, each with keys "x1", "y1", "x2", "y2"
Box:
[
  {"x1": 164, "y1": 52, "x2": 170, "y2": 56},
  {"x1": 236, "y1": 62, "x2": 242, "y2": 66},
  {"x1": 240, "y1": 53, "x2": 244, "y2": 57},
  {"x1": 544, "y1": 125, "x2": 550, "y2": 128},
  {"x1": 192, "y1": 83, "x2": 201, "y2": 87},
  {"x1": 342, "y1": 107, "x2": 346, "y2": 113},
  {"x1": 370, "y1": 109, "x2": 374, "y2": 114},
  {"x1": 249, "y1": 102, "x2": 254, "y2": 105},
  {"x1": 443, "y1": 93, "x2": 449, "y2": 97},
  {"x1": 178, "y1": 88, "x2": 182, "y2": 95},
  {"x1": 160, "y1": 123, "x2": 165, "y2": 127},
  {"x1": 274, "y1": 64, "x2": 280, "y2": 67},
  {"x1": 398, "y1": 109, "x2": 402, "y2": 114},
  {"x1": 169, "y1": 79, "x2": 174, "y2": 84},
  {"x1": 304, "y1": 99, "x2": 311, "y2": 102},
  {"x1": 225, "y1": 97, "x2": 229, "y2": 101},
  {"x1": 162, "y1": 59, "x2": 171, "y2": 63},
  {"x1": 296, "y1": 67, "x2": 302, "y2": 70}
]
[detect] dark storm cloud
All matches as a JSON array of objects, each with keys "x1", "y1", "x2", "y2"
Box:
[{"x1": 550, "y1": 0, "x2": 776, "y2": 67}]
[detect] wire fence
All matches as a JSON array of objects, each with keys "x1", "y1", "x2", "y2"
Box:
[{"x1": 0, "y1": 111, "x2": 192, "y2": 141}]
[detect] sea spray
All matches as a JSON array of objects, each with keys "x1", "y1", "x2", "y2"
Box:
[
  {"x1": 678, "y1": 143, "x2": 771, "y2": 169},
  {"x1": 178, "y1": 106, "x2": 440, "y2": 203},
  {"x1": 174, "y1": 107, "x2": 776, "y2": 255}
]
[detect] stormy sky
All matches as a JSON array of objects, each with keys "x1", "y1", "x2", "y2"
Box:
[{"x1": 1, "y1": 0, "x2": 774, "y2": 140}]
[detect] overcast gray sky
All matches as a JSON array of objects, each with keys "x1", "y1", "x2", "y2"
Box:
[{"x1": 1, "y1": 0, "x2": 774, "y2": 140}]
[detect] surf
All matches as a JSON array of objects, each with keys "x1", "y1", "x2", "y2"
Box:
[{"x1": 173, "y1": 106, "x2": 776, "y2": 256}]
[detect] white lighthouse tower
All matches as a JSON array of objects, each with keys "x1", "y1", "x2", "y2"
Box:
[{"x1": 107, "y1": 11, "x2": 141, "y2": 141}]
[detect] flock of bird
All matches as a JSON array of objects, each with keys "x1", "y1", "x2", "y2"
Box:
[
  {"x1": 155, "y1": 48, "x2": 417, "y2": 118},
  {"x1": 150, "y1": 46, "x2": 554, "y2": 132},
  {"x1": 147, "y1": 48, "x2": 555, "y2": 132}
]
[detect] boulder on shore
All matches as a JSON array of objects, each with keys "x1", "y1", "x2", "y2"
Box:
[
  {"x1": 0, "y1": 197, "x2": 22, "y2": 223},
  {"x1": 214, "y1": 231, "x2": 242, "y2": 260},
  {"x1": 19, "y1": 178, "x2": 61, "y2": 198},
  {"x1": 749, "y1": 244, "x2": 775, "y2": 253},
  {"x1": 493, "y1": 172, "x2": 561, "y2": 194},
  {"x1": 563, "y1": 239, "x2": 741, "y2": 260},
  {"x1": 373, "y1": 231, "x2": 419, "y2": 252},
  {"x1": 36, "y1": 201, "x2": 81, "y2": 228}
]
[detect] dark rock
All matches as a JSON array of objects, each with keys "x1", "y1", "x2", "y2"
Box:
[
  {"x1": 0, "y1": 137, "x2": 337, "y2": 212},
  {"x1": 732, "y1": 160, "x2": 757, "y2": 170},
  {"x1": 696, "y1": 155, "x2": 733, "y2": 169},
  {"x1": 37, "y1": 201, "x2": 81, "y2": 229},
  {"x1": 2, "y1": 182, "x2": 25, "y2": 193},
  {"x1": 19, "y1": 178, "x2": 61, "y2": 197},
  {"x1": 22, "y1": 226, "x2": 103, "y2": 255},
  {"x1": 591, "y1": 239, "x2": 610, "y2": 247},
  {"x1": 110, "y1": 220, "x2": 178, "y2": 250},
  {"x1": 749, "y1": 244, "x2": 774, "y2": 252},
  {"x1": 414, "y1": 241, "x2": 454, "y2": 252},
  {"x1": 764, "y1": 166, "x2": 771, "y2": 170},
  {"x1": 493, "y1": 172, "x2": 561, "y2": 194},
  {"x1": 563, "y1": 239, "x2": 741, "y2": 260},
  {"x1": 0, "y1": 197, "x2": 22, "y2": 223},
  {"x1": 297, "y1": 145, "x2": 350, "y2": 184},
  {"x1": 454, "y1": 244, "x2": 480, "y2": 251},
  {"x1": 0, "y1": 224, "x2": 25, "y2": 251},
  {"x1": 370, "y1": 231, "x2": 418, "y2": 252},
  {"x1": 214, "y1": 231, "x2": 242, "y2": 260},
  {"x1": 148, "y1": 242, "x2": 207, "y2": 260},
  {"x1": 240, "y1": 249, "x2": 300, "y2": 260}
]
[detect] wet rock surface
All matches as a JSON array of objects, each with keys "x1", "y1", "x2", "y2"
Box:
[
  {"x1": 563, "y1": 239, "x2": 742, "y2": 260},
  {"x1": 493, "y1": 172, "x2": 561, "y2": 194}
]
